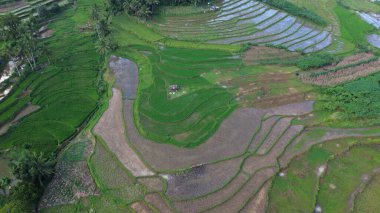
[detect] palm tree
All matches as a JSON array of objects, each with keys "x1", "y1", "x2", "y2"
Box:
[
  {"x1": 96, "y1": 37, "x2": 112, "y2": 56},
  {"x1": 29, "y1": 152, "x2": 55, "y2": 187},
  {"x1": 10, "y1": 150, "x2": 56, "y2": 187}
]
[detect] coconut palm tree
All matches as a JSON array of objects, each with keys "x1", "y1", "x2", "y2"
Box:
[{"x1": 10, "y1": 150, "x2": 56, "y2": 187}]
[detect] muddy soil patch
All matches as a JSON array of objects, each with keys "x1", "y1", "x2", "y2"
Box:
[
  {"x1": 138, "y1": 177, "x2": 164, "y2": 192},
  {"x1": 124, "y1": 99, "x2": 264, "y2": 171},
  {"x1": 253, "y1": 93, "x2": 306, "y2": 108},
  {"x1": 249, "y1": 116, "x2": 280, "y2": 152},
  {"x1": 173, "y1": 172, "x2": 250, "y2": 213},
  {"x1": 207, "y1": 167, "x2": 276, "y2": 213},
  {"x1": 166, "y1": 157, "x2": 243, "y2": 200},
  {"x1": 243, "y1": 47, "x2": 300, "y2": 65},
  {"x1": 93, "y1": 88, "x2": 153, "y2": 176},
  {"x1": 145, "y1": 193, "x2": 173, "y2": 213},
  {"x1": 256, "y1": 117, "x2": 292, "y2": 155},
  {"x1": 109, "y1": 56, "x2": 138, "y2": 100},
  {"x1": 131, "y1": 201, "x2": 154, "y2": 213},
  {"x1": 241, "y1": 180, "x2": 271, "y2": 213}
]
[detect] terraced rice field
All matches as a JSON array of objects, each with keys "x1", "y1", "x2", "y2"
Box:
[
  {"x1": 0, "y1": 0, "x2": 67, "y2": 19},
  {"x1": 74, "y1": 52, "x2": 380, "y2": 213},
  {"x1": 154, "y1": 0, "x2": 333, "y2": 52},
  {"x1": 11, "y1": 0, "x2": 380, "y2": 212}
]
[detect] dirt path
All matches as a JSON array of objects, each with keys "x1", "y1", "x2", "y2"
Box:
[
  {"x1": 93, "y1": 88, "x2": 154, "y2": 177},
  {"x1": 0, "y1": 104, "x2": 40, "y2": 136}
]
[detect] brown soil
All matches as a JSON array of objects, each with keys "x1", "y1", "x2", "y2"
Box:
[
  {"x1": 257, "y1": 72, "x2": 292, "y2": 83},
  {"x1": 207, "y1": 167, "x2": 276, "y2": 213},
  {"x1": 264, "y1": 101, "x2": 314, "y2": 118},
  {"x1": 166, "y1": 157, "x2": 243, "y2": 200},
  {"x1": 93, "y1": 88, "x2": 154, "y2": 176},
  {"x1": 301, "y1": 57, "x2": 380, "y2": 86},
  {"x1": 253, "y1": 93, "x2": 306, "y2": 108},
  {"x1": 40, "y1": 29, "x2": 54, "y2": 39},
  {"x1": 131, "y1": 201, "x2": 154, "y2": 213},
  {"x1": 244, "y1": 125, "x2": 304, "y2": 174},
  {"x1": 138, "y1": 177, "x2": 164, "y2": 192},
  {"x1": 0, "y1": 104, "x2": 40, "y2": 135},
  {"x1": 124, "y1": 99, "x2": 264, "y2": 171},
  {"x1": 173, "y1": 172, "x2": 250, "y2": 213},
  {"x1": 145, "y1": 193, "x2": 173, "y2": 213},
  {"x1": 240, "y1": 180, "x2": 271, "y2": 213},
  {"x1": 243, "y1": 47, "x2": 300, "y2": 65},
  {"x1": 249, "y1": 116, "x2": 280, "y2": 152},
  {"x1": 256, "y1": 117, "x2": 293, "y2": 155},
  {"x1": 336, "y1": 53, "x2": 374, "y2": 67}
]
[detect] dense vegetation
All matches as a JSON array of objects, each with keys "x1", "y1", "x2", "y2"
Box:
[
  {"x1": 296, "y1": 53, "x2": 337, "y2": 70},
  {"x1": 0, "y1": 148, "x2": 56, "y2": 212},
  {"x1": 319, "y1": 73, "x2": 380, "y2": 125},
  {"x1": 256, "y1": 0, "x2": 327, "y2": 26}
]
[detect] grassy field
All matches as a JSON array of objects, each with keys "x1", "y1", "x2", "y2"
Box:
[
  {"x1": 268, "y1": 138, "x2": 380, "y2": 213},
  {"x1": 334, "y1": 5, "x2": 375, "y2": 47}
]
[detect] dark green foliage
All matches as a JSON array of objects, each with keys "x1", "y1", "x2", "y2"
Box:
[
  {"x1": 9, "y1": 149, "x2": 56, "y2": 187},
  {"x1": 0, "y1": 182, "x2": 40, "y2": 213},
  {"x1": 296, "y1": 53, "x2": 336, "y2": 70},
  {"x1": 320, "y1": 73, "x2": 380, "y2": 121},
  {"x1": 257, "y1": 0, "x2": 327, "y2": 26}
]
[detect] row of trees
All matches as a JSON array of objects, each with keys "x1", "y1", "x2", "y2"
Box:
[{"x1": 91, "y1": 4, "x2": 118, "y2": 56}]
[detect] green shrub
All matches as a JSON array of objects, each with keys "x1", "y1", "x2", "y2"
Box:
[{"x1": 296, "y1": 53, "x2": 336, "y2": 70}]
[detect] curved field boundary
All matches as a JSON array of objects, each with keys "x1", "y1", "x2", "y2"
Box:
[
  {"x1": 240, "y1": 179, "x2": 271, "y2": 213},
  {"x1": 145, "y1": 193, "x2": 174, "y2": 213},
  {"x1": 154, "y1": 0, "x2": 332, "y2": 52},
  {"x1": 93, "y1": 88, "x2": 154, "y2": 177},
  {"x1": 278, "y1": 128, "x2": 380, "y2": 168},
  {"x1": 165, "y1": 157, "x2": 244, "y2": 200}
]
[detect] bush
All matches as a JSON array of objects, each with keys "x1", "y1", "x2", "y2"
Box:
[{"x1": 296, "y1": 53, "x2": 336, "y2": 70}]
